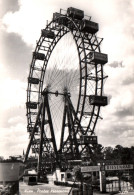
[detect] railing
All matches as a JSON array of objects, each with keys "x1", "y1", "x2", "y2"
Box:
[{"x1": 106, "y1": 179, "x2": 134, "y2": 192}]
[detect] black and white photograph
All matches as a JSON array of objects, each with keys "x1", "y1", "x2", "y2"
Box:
[{"x1": 0, "y1": 0, "x2": 134, "y2": 194}]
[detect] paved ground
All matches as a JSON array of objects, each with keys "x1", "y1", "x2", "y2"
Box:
[
  {"x1": 94, "y1": 191, "x2": 134, "y2": 195},
  {"x1": 19, "y1": 182, "x2": 134, "y2": 195}
]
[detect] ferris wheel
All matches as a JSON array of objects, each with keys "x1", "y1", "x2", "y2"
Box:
[{"x1": 25, "y1": 7, "x2": 108, "y2": 175}]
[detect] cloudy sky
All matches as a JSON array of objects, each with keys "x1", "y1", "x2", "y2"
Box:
[{"x1": 0, "y1": 0, "x2": 134, "y2": 158}]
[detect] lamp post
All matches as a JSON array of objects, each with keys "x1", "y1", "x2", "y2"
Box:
[{"x1": 99, "y1": 152, "x2": 106, "y2": 192}]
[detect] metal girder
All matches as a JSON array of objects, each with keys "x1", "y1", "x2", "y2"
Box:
[
  {"x1": 59, "y1": 94, "x2": 82, "y2": 160},
  {"x1": 37, "y1": 95, "x2": 46, "y2": 178},
  {"x1": 25, "y1": 102, "x2": 43, "y2": 162},
  {"x1": 25, "y1": 91, "x2": 60, "y2": 177},
  {"x1": 43, "y1": 92, "x2": 59, "y2": 165},
  {"x1": 26, "y1": 7, "x2": 108, "y2": 173}
]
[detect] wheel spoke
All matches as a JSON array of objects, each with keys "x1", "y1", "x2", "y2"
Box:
[{"x1": 26, "y1": 8, "x2": 108, "y2": 173}]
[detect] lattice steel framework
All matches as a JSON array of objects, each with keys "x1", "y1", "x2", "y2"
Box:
[{"x1": 25, "y1": 8, "x2": 108, "y2": 176}]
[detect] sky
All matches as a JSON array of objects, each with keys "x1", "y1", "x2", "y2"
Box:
[{"x1": 0, "y1": 0, "x2": 134, "y2": 158}]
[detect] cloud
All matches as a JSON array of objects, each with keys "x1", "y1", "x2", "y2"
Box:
[
  {"x1": 122, "y1": 77, "x2": 134, "y2": 85},
  {"x1": 1, "y1": 0, "x2": 132, "y2": 52},
  {"x1": 108, "y1": 61, "x2": 124, "y2": 68},
  {"x1": 0, "y1": 78, "x2": 26, "y2": 110},
  {"x1": 0, "y1": 0, "x2": 20, "y2": 18},
  {"x1": 1, "y1": 0, "x2": 59, "y2": 46},
  {"x1": 1, "y1": 0, "x2": 134, "y2": 157},
  {"x1": 115, "y1": 107, "x2": 133, "y2": 118},
  {"x1": 96, "y1": 0, "x2": 134, "y2": 62},
  {"x1": 8, "y1": 116, "x2": 24, "y2": 125},
  {"x1": 0, "y1": 30, "x2": 32, "y2": 81},
  {"x1": 0, "y1": 124, "x2": 28, "y2": 158},
  {"x1": 0, "y1": 107, "x2": 26, "y2": 128},
  {"x1": 97, "y1": 116, "x2": 134, "y2": 147}
]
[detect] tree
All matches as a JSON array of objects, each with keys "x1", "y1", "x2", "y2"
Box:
[
  {"x1": 104, "y1": 146, "x2": 114, "y2": 160},
  {"x1": 121, "y1": 147, "x2": 131, "y2": 164},
  {"x1": 0, "y1": 156, "x2": 4, "y2": 161},
  {"x1": 91, "y1": 144, "x2": 104, "y2": 164},
  {"x1": 130, "y1": 146, "x2": 134, "y2": 163},
  {"x1": 113, "y1": 145, "x2": 123, "y2": 162}
]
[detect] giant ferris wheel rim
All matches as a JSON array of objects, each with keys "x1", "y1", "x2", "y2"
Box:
[{"x1": 26, "y1": 8, "x2": 106, "y2": 145}]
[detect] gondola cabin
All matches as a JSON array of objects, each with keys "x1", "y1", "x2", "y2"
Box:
[
  {"x1": 90, "y1": 52, "x2": 108, "y2": 64},
  {"x1": 26, "y1": 102, "x2": 37, "y2": 109},
  {"x1": 53, "y1": 12, "x2": 61, "y2": 21},
  {"x1": 28, "y1": 77, "x2": 39, "y2": 85},
  {"x1": 67, "y1": 7, "x2": 84, "y2": 20},
  {"x1": 53, "y1": 12, "x2": 67, "y2": 25},
  {"x1": 33, "y1": 52, "x2": 45, "y2": 61},
  {"x1": 41, "y1": 29, "x2": 55, "y2": 39},
  {"x1": 81, "y1": 19, "x2": 99, "y2": 34},
  {"x1": 27, "y1": 126, "x2": 38, "y2": 133},
  {"x1": 89, "y1": 95, "x2": 108, "y2": 106}
]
